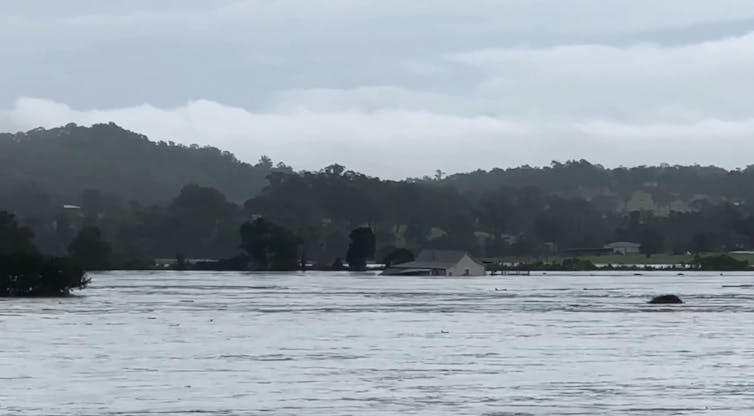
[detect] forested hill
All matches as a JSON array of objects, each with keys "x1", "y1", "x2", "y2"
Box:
[
  {"x1": 441, "y1": 161, "x2": 754, "y2": 212},
  {"x1": 0, "y1": 123, "x2": 287, "y2": 208},
  {"x1": 2, "y1": 123, "x2": 754, "y2": 262},
  {"x1": 2, "y1": 123, "x2": 753, "y2": 215}
]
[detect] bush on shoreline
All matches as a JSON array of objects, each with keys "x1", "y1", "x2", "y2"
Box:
[
  {"x1": 0, "y1": 252, "x2": 90, "y2": 297},
  {"x1": 690, "y1": 254, "x2": 749, "y2": 271},
  {"x1": 2, "y1": 211, "x2": 90, "y2": 297}
]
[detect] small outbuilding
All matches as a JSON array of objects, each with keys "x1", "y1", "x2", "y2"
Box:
[
  {"x1": 382, "y1": 250, "x2": 486, "y2": 276},
  {"x1": 604, "y1": 241, "x2": 641, "y2": 255}
]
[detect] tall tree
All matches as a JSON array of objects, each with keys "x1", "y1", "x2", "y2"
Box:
[
  {"x1": 639, "y1": 228, "x2": 665, "y2": 257},
  {"x1": 0, "y1": 211, "x2": 37, "y2": 255},
  {"x1": 68, "y1": 226, "x2": 112, "y2": 271},
  {"x1": 168, "y1": 184, "x2": 241, "y2": 257},
  {"x1": 346, "y1": 227, "x2": 376, "y2": 271},
  {"x1": 240, "y1": 218, "x2": 300, "y2": 270}
]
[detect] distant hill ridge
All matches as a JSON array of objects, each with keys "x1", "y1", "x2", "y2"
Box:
[
  {"x1": 0, "y1": 123, "x2": 284, "y2": 205},
  {"x1": 1, "y1": 123, "x2": 753, "y2": 214},
  {"x1": 440, "y1": 160, "x2": 754, "y2": 212}
]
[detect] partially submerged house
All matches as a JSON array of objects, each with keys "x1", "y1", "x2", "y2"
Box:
[
  {"x1": 382, "y1": 250, "x2": 486, "y2": 276},
  {"x1": 604, "y1": 241, "x2": 641, "y2": 255}
]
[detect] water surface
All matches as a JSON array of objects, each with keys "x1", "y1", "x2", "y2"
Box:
[{"x1": 2, "y1": 271, "x2": 753, "y2": 415}]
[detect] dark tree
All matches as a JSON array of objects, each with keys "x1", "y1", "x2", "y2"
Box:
[
  {"x1": 68, "y1": 226, "x2": 112, "y2": 271},
  {"x1": 0, "y1": 211, "x2": 37, "y2": 255},
  {"x1": 175, "y1": 253, "x2": 187, "y2": 271},
  {"x1": 1, "y1": 252, "x2": 88, "y2": 297},
  {"x1": 346, "y1": 227, "x2": 376, "y2": 271},
  {"x1": 163, "y1": 184, "x2": 242, "y2": 258},
  {"x1": 255, "y1": 155, "x2": 273, "y2": 169},
  {"x1": 80, "y1": 189, "x2": 104, "y2": 219},
  {"x1": 323, "y1": 163, "x2": 346, "y2": 176},
  {"x1": 690, "y1": 232, "x2": 712, "y2": 254},
  {"x1": 331, "y1": 257, "x2": 345, "y2": 270},
  {"x1": 639, "y1": 228, "x2": 665, "y2": 257},
  {"x1": 0, "y1": 212, "x2": 89, "y2": 297},
  {"x1": 691, "y1": 254, "x2": 748, "y2": 271},
  {"x1": 240, "y1": 218, "x2": 300, "y2": 270}
]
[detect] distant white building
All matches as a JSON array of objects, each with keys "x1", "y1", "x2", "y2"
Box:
[
  {"x1": 604, "y1": 241, "x2": 641, "y2": 255},
  {"x1": 382, "y1": 250, "x2": 486, "y2": 276}
]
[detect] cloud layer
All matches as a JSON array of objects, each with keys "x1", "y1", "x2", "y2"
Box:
[{"x1": 1, "y1": 1, "x2": 753, "y2": 177}]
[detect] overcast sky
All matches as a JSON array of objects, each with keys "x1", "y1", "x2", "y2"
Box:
[{"x1": 1, "y1": 1, "x2": 753, "y2": 178}]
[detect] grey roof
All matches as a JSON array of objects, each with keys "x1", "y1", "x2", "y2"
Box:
[
  {"x1": 604, "y1": 241, "x2": 641, "y2": 248},
  {"x1": 381, "y1": 268, "x2": 431, "y2": 276},
  {"x1": 392, "y1": 250, "x2": 478, "y2": 270}
]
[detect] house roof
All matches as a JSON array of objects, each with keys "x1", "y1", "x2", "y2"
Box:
[
  {"x1": 392, "y1": 250, "x2": 480, "y2": 270},
  {"x1": 605, "y1": 241, "x2": 641, "y2": 248},
  {"x1": 382, "y1": 268, "x2": 431, "y2": 275}
]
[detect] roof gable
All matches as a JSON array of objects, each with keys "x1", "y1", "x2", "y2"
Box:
[
  {"x1": 605, "y1": 241, "x2": 641, "y2": 248},
  {"x1": 415, "y1": 250, "x2": 466, "y2": 263},
  {"x1": 392, "y1": 250, "x2": 481, "y2": 269}
]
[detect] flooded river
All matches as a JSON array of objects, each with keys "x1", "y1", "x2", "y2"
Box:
[{"x1": 2, "y1": 271, "x2": 754, "y2": 415}]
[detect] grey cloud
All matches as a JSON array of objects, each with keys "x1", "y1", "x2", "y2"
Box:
[
  {"x1": 451, "y1": 32, "x2": 754, "y2": 121},
  {"x1": 1, "y1": 1, "x2": 753, "y2": 177}
]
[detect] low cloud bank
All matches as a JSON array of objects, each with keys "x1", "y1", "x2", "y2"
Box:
[{"x1": 2, "y1": 96, "x2": 752, "y2": 178}]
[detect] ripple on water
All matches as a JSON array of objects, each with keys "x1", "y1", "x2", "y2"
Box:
[{"x1": 2, "y1": 270, "x2": 754, "y2": 415}]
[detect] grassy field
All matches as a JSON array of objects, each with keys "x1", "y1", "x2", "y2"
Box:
[{"x1": 503, "y1": 253, "x2": 754, "y2": 266}]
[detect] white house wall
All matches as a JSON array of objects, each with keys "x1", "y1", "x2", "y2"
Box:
[{"x1": 447, "y1": 255, "x2": 486, "y2": 276}]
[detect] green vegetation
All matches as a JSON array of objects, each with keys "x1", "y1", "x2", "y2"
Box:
[
  {"x1": 494, "y1": 257, "x2": 598, "y2": 272},
  {"x1": 560, "y1": 258, "x2": 598, "y2": 271},
  {"x1": 0, "y1": 123, "x2": 288, "y2": 206},
  {"x1": 240, "y1": 218, "x2": 300, "y2": 271},
  {"x1": 3, "y1": 124, "x2": 754, "y2": 272},
  {"x1": 0, "y1": 253, "x2": 88, "y2": 297},
  {"x1": 346, "y1": 227, "x2": 376, "y2": 271},
  {"x1": 504, "y1": 253, "x2": 754, "y2": 267},
  {"x1": 68, "y1": 226, "x2": 112, "y2": 271},
  {"x1": 442, "y1": 160, "x2": 754, "y2": 206},
  {"x1": 691, "y1": 254, "x2": 749, "y2": 271},
  {"x1": 1, "y1": 212, "x2": 89, "y2": 297},
  {"x1": 0, "y1": 211, "x2": 37, "y2": 255},
  {"x1": 626, "y1": 191, "x2": 656, "y2": 212}
]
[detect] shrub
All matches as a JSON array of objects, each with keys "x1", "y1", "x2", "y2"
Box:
[
  {"x1": 0, "y1": 253, "x2": 89, "y2": 297},
  {"x1": 691, "y1": 254, "x2": 749, "y2": 271}
]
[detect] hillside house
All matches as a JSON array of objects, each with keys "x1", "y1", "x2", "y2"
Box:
[{"x1": 604, "y1": 241, "x2": 641, "y2": 255}]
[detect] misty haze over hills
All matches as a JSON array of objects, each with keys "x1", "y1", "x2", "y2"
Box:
[
  {"x1": 2, "y1": 123, "x2": 754, "y2": 210},
  {"x1": 3, "y1": 122, "x2": 754, "y2": 266},
  {"x1": 0, "y1": 123, "x2": 285, "y2": 205},
  {"x1": 1, "y1": 1, "x2": 753, "y2": 177}
]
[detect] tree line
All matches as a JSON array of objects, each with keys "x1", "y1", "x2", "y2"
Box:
[
  {"x1": 3, "y1": 165, "x2": 753, "y2": 272},
  {"x1": 2, "y1": 124, "x2": 754, "y2": 270}
]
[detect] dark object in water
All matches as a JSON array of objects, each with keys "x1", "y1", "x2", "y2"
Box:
[{"x1": 648, "y1": 294, "x2": 683, "y2": 304}]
